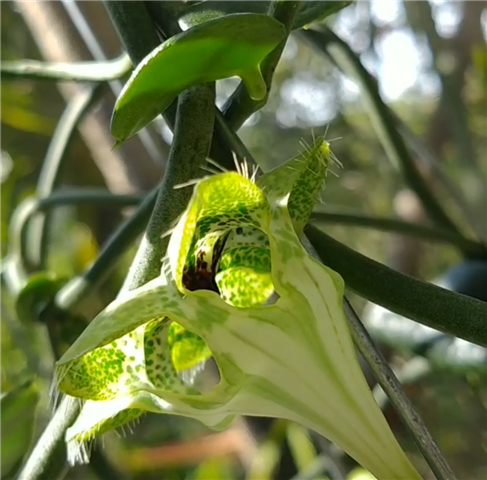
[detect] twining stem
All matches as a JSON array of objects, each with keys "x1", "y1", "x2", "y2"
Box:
[
  {"x1": 1, "y1": 54, "x2": 132, "y2": 82},
  {"x1": 301, "y1": 235, "x2": 455, "y2": 480},
  {"x1": 27, "y1": 84, "x2": 103, "y2": 271},
  {"x1": 104, "y1": 1, "x2": 161, "y2": 67},
  {"x1": 55, "y1": 186, "x2": 158, "y2": 310},
  {"x1": 298, "y1": 26, "x2": 463, "y2": 239},
  {"x1": 310, "y1": 211, "x2": 487, "y2": 258},
  {"x1": 343, "y1": 300, "x2": 457, "y2": 480},
  {"x1": 16, "y1": 396, "x2": 79, "y2": 480},
  {"x1": 36, "y1": 189, "x2": 144, "y2": 209},
  {"x1": 222, "y1": 0, "x2": 301, "y2": 130}
]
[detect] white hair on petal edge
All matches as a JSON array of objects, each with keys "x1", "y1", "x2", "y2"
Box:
[
  {"x1": 67, "y1": 437, "x2": 93, "y2": 466},
  {"x1": 232, "y1": 152, "x2": 259, "y2": 183}
]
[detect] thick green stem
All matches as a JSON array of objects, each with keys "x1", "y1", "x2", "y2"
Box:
[
  {"x1": 16, "y1": 396, "x2": 79, "y2": 480},
  {"x1": 105, "y1": 0, "x2": 217, "y2": 292},
  {"x1": 222, "y1": 0, "x2": 301, "y2": 130},
  {"x1": 120, "y1": 83, "x2": 216, "y2": 292},
  {"x1": 305, "y1": 224, "x2": 487, "y2": 346},
  {"x1": 299, "y1": 27, "x2": 463, "y2": 237},
  {"x1": 1, "y1": 54, "x2": 132, "y2": 82},
  {"x1": 104, "y1": 1, "x2": 160, "y2": 66},
  {"x1": 310, "y1": 211, "x2": 487, "y2": 258}
]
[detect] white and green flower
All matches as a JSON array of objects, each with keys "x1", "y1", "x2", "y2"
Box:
[{"x1": 55, "y1": 139, "x2": 422, "y2": 479}]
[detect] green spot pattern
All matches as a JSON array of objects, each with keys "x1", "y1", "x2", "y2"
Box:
[
  {"x1": 144, "y1": 317, "x2": 192, "y2": 392},
  {"x1": 57, "y1": 328, "x2": 146, "y2": 401},
  {"x1": 56, "y1": 137, "x2": 333, "y2": 452}
]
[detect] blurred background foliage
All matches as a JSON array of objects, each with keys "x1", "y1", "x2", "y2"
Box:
[{"x1": 1, "y1": 1, "x2": 486, "y2": 480}]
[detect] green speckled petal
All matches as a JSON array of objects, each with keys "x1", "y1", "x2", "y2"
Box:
[
  {"x1": 167, "y1": 171, "x2": 271, "y2": 293},
  {"x1": 258, "y1": 137, "x2": 331, "y2": 233},
  {"x1": 216, "y1": 267, "x2": 274, "y2": 307},
  {"x1": 167, "y1": 322, "x2": 212, "y2": 371}
]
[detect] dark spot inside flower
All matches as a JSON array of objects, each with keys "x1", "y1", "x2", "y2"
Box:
[{"x1": 182, "y1": 231, "x2": 230, "y2": 294}]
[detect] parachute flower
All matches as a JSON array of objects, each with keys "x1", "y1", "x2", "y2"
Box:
[{"x1": 55, "y1": 139, "x2": 422, "y2": 480}]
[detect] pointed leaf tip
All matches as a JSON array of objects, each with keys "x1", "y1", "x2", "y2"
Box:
[{"x1": 111, "y1": 13, "x2": 286, "y2": 143}]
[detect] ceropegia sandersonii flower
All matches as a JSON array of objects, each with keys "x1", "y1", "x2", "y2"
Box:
[{"x1": 55, "y1": 139, "x2": 423, "y2": 479}]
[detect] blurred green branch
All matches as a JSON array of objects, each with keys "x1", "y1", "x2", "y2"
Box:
[
  {"x1": 396, "y1": 124, "x2": 482, "y2": 238},
  {"x1": 35, "y1": 189, "x2": 144, "y2": 209},
  {"x1": 3, "y1": 190, "x2": 144, "y2": 297},
  {"x1": 298, "y1": 25, "x2": 482, "y2": 240},
  {"x1": 404, "y1": 0, "x2": 480, "y2": 173},
  {"x1": 5, "y1": 198, "x2": 37, "y2": 293},
  {"x1": 299, "y1": 26, "x2": 465, "y2": 238},
  {"x1": 55, "y1": 186, "x2": 158, "y2": 310},
  {"x1": 343, "y1": 299, "x2": 456, "y2": 480},
  {"x1": 27, "y1": 84, "x2": 104, "y2": 271},
  {"x1": 306, "y1": 224, "x2": 487, "y2": 346},
  {"x1": 310, "y1": 211, "x2": 487, "y2": 258},
  {"x1": 0, "y1": 54, "x2": 132, "y2": 82}
]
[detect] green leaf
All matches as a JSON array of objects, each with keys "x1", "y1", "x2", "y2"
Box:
[
  {"x1": 1, "y1": 380, "x2": 39, "y2": 479},
  {"x1": 178, "y1": 1, "x2": 353, "y2": 32},
  {"x1": 111, "y1": 13, "x2": 286, "y2": 143}
]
